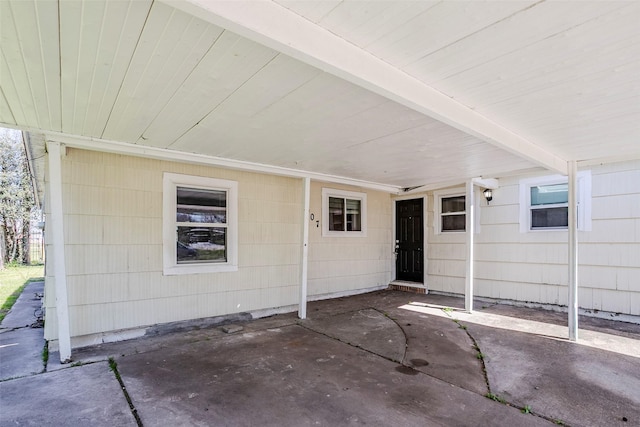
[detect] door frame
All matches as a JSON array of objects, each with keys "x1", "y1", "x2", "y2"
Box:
[{"x1": 392, "y1": 195, "x2": 428, "y2": 286}]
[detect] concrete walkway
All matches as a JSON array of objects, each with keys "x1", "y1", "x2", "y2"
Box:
[
  {"x1": 0, "y1": 280, "x2": 46, "y2": 380},
  {"x1": 1, "y1": 289, "x2": 639, "y2": 426}
]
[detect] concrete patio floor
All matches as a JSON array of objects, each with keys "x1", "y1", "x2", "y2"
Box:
[{"x1": 2, "y1": 290, "x2": 639, "y2": 426}]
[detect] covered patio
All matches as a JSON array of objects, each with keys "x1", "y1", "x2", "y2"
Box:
[
  {"x1": 3, "y1": 290, "x2": 639, "y2": 426},
  {"x1": 3, "y1": 0, "x2": 639, "y2": 365}
]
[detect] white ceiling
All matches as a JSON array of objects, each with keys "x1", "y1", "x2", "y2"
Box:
[{"x1": 2, "y1": 0, "x2": 639, "y2": 190}]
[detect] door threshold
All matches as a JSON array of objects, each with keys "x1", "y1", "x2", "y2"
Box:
[{"x1": 389, "y1": 281, "x2": 427, "y2": 294}]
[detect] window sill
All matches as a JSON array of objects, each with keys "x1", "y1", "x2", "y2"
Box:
[
  {"x1": 322, "y1": 230, "x2": 367, "y2": 238},
  {"x1": 163, "y1": 264, "x2": 238, "y2": 276}
]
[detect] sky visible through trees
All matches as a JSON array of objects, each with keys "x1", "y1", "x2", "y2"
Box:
[{"x1": 0, "y1": 128, "x2": 36, "y2": 267}]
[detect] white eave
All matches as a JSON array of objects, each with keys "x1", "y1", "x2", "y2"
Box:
[{"x1": 3, "y1": 0, "x2": 639, "y2": 188}]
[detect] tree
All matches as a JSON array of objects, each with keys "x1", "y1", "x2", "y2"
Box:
[{"x1": 0, "y1": 128, "x2": 35, "y2": 267}]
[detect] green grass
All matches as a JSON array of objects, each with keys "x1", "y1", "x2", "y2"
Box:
[
  {"x1": 42, "y1": 342, "x2": 49, "y2": 364},
  {"x1": 0, "y1": 264, "x2": 44, "y2": 324},
  {"x1": 485, "y1": 392, "x2": 506, "y2": 404}
]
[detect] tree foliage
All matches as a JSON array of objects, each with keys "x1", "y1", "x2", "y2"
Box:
[{"x1": 0, "y1": 128, "x2": 35, "y2": 267}]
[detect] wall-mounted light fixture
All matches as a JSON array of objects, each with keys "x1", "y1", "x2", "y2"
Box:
[{"x1": 483, "y1": 188, "x2": 493, "y2": 204}]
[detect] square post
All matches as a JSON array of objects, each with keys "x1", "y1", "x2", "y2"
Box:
[
  {"x1": 568, "y1": 160, "x2": 579, "y2": 341},
  {"x1": 465, "y1": 179, "x2": 475, "y2": 313},
  {"x1": 299, "y1": 177, "x2": 310, "y2": 319},
  {"x1": 47, "y1": 141, "x2": 72, "y2": 362}
]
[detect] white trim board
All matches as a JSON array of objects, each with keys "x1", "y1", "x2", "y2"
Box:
[
  {"x1": 43, "y1": 132, "x2": 401, "y2": 194},
  {"x1": 307, "y1": 284, "x2": 389, "y2": 302}
]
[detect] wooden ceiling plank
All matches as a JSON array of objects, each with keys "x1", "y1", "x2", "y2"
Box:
[
  {"x1": 204, "y1": 54, "x2": 321, "y2": 119},
  {"x1": 241, "y1": 70, "x2": 383, "y2": 133},
  {"x1": 363, "y1": 1, "x2": 536, "y2": 68},
  {"x1": 99, "y1": 1, "x2": 170, "y2": 137},
  {"x1": 405, "y1": 1, "x2": 627, "y2": 85},
  {"x1": 0, "y1": 87, "x2": 16, "y2": 126},
  {"x1": 324, "y1": 1, "x2": 439, "y2": 50},
  {"x1": 33, "y1": 0, "x2": 61, "y2": 131},
  {"x1": 91, "y1": 0, "x2": 153, "y2": 137},
  {"x1": 170, "y1": 72, "x2": 393, "y2": 159},
  {"x1": 140, "y1": 31, "x2": 278, "y2": 147},
  {"x1": 433, "y1": 11, "x2": 640, "y2": 108},
  {"x1": 59, "y1": 0, "x2": 153, "y2": 137},
  {"x1": 314, "y1": 0, "x2": 416, "y2": 37},
  {"x1": 102, "y1": 2, "x2": 222, "y2": 142},
  {"x1": 60, "y1": 0, "x2": 106, "y2": 134},
  {"x1": 0, "y1": 47, "x2": 25, "y2": 126},
  {"x1": 1, "y1": 0, "x2": 59, "y2": 130},
  {"x1": 162, "y1": 0, "x2": 567, "y2": 174},
  {"x1": 275, "y1": 0, "x2": 341, "y2": 24},
  {"x1": 407, "y1": 2, "x2": 640, "y2": 163},
  {"x1": 61, "y1": 0, "x2": 151, "y2": 137}
]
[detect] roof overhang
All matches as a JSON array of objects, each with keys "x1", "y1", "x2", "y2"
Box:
[
  {"x1": 165, "y1": 0, "x2": 567, "y2": 175},
  {"x1": 4, "y1": 0, "x2": 639, "y2": 190}
]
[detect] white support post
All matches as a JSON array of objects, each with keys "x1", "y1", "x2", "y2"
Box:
[
  {"x1": 47, "y1": 141, "x2": 72, "y2": 362},
  {"x1": 568, "y1": 160, "x2": 579, "y2": 341},
  {"x1": 299, "y1": 177, "x2": 310, "y2": 319},
  {"x1": 465, "y1": 180, "x2": 475, "y2": 313}
]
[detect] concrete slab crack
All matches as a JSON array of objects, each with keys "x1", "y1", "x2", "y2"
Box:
[
  {"x1": 109, "y1": 357, "x2": 143, "y2": 427},
  {"x1": 297, "y1": 311, "x2": 403, "y2": 365}
]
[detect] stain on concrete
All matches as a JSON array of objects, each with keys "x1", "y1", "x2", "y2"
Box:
[{"x1": 395, "y1": 365, "x2": 419, "y2": 375}]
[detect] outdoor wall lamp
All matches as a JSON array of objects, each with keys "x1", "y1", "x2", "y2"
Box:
[{"x1": 483, "y1": 188, "x2": 493, "y2": 204}]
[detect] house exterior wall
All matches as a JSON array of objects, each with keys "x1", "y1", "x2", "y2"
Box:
[
  {"x1": 41, "y1": 148, "x2": 636, "y2": 344},
  {"x1": 426, "y1": 160, "x2": 640, "y2": 316},
  {"x1": 43, "y1": 148, "x2": 305, "y2": 342},
  {"x1": 43, "y1": 149, "x2": 395, "y2": 344},
  {"x1": 307, "y1": 181, "x2": 393, "y2": 298}
]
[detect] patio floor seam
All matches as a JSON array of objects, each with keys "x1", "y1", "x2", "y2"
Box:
[{"x1": 297, "y1": 317, "x2": 494, "y2": 399}]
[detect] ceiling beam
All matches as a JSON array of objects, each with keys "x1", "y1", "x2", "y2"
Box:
[{"x1": 162, "y1": 0, "x2": 568, "y2": 175}]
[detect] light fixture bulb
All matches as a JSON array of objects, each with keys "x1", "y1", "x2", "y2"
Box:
[{"x1": 483, "y1": 188, "x2": 493, "y2": 204}]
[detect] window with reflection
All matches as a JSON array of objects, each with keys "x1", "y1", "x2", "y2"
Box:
[
  {"x1": 322, "y1": 188, "x2": 367, "y2": 237},
  {"x1": 529, "y1": 183, "x2": 568, "y2": 229},
  {"x1": 163, "y1": 173, "x2": 238, "y2": 275},
  {"x1": 176, "y1": 187, "x2": 228, "y2": 264}
]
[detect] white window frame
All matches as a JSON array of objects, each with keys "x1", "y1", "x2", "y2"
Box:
[
  {"x1": 322, "y1": 188, "x2": 367, "y2": 237},
  {"x1": 434, "y1": 189, "x2": 467, "y2": 234},
  {"x1": 519, "y1": 171, "x2": 592, "y2": 233},
  {"x1": 433, "y1": 188, "x2": 483, "y2": 234},
  {"x1": 163, "y1": 173, "x2": 238, "y2": 275}
]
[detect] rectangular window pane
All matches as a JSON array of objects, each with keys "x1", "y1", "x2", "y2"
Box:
[
  {"x1": 329, "y1": 197, "x2": 344, "y2": 231},
  {"x1": 442, "y1": 196, "x2": 465, "y2": 213},
  {"x1": 531, "y1": 207, "x2": 568, "y2": 229},
  {"x1": 177, "y1": 187, "x2": 226, "y2": 223},
  {"x1": 531, "y1": 184, "x2": 568, "y2": 206},
  {"x1": 346, "y1": 199, "x2": 361, "y2": 231},
  {"x1": 442, "y1": 214, "x2": 466, "y2": 231},
  {"x1": 177, "y1": 226, "x2": 226, "y2": 263}
]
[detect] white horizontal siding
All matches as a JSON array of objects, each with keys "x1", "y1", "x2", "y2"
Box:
[
  {"x1": 426, "y1": 161, "x2": 640, "y2": 316},
  {"x1": 44, "y1": 148, "x2": 303, "y2": 341},
  {"x1": 307, "y1": 181, "x2": 393, "y2": 298}
]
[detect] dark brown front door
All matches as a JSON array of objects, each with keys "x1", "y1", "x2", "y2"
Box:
[{"x1": 395, "y1": 198, "x2": 424, "y2": 282}]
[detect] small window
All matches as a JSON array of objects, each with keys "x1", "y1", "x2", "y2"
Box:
[
  {"x1": 322, "y1": 188, "x2": 367, "y2": 237},
  {"x1": 164, "y1": 173, "x2": 238, "y2": 275},
  {"x1": 434, "y1": 188, "x2": 481, "y2": 234},
  {"x1": 529, "y1": 183, "x2": 568, "y2": 229},
  {"x1": 519, "y1": 172, "x2": 591, "y2": 232},
  {"x1": 441, "y1": 195, "x2": 466, "y2": 232},
  {"x1": 433, "y1": 189, "x2": 467, "y2": 233}
]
